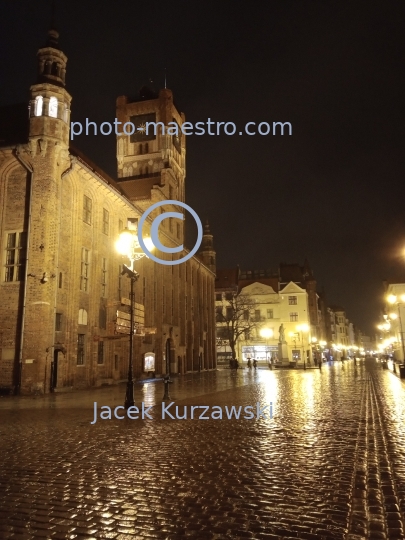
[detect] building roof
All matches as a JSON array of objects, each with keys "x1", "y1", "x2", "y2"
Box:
[
  {"x1": 69, "y1": 145, "x2": 125, "y2": 195},
  {"x1": 215, "y1": 268, "x2": 239, "y2": 289}
]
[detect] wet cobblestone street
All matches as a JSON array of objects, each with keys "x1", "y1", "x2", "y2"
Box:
[{"x1": 1, "y1": 359, "x2": 405, "y2": 539}]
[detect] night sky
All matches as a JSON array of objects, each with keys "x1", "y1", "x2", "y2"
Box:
[{"x1": 1, "y1": 0, "x2": 405, "y2": 335}]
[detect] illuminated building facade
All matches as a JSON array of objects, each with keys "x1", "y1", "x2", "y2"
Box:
[{"x1": 0, "y1": 28, "x2": 216, "y2": 394}]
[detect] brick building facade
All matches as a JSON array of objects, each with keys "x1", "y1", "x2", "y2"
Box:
[{"x1": 0, "y1": 28, "x2": 216, "y2": 394}]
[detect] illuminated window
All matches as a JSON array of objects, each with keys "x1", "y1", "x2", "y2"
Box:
[
  {"x1": 78, "y1": 308, "x2": 88, "y2": 325},
  {"x1": 4, "y1": 232, "x2": 26, "y2": 282},
  {"x1": 49, "y1": 96, "x2": 58, "y2": 118},
  {"x1": 292, "y1": 349, "x2": 301, "y2": 360},
  {"x1": 288, "y1": 296, "x2": 297, "y2": 305},
  {"x1": 290, "y1": 312, "x2": 298, "y2": 322},
  {"x1": 34, "y1": 96, "x2": 43, "y2": 116}
]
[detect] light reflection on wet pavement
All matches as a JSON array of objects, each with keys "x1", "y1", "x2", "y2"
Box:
[{"x1": 1, "y1": 359, "x2": 405, "y2": 539}]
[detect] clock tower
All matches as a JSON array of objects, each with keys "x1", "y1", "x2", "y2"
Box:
[{"x1": 116, "y1": 87, "x2": 185, "y2": 204}]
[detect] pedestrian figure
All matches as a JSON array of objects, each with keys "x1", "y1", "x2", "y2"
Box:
[
  {"x1": 247, "y1": 358, "x2": 252, "y2": 369},
  {"x1": 253, "y1": 358, "x2": 258, "y2": 369},
  {"x1": 235, "y1": 358, "x2": 239, "y2": 370}
]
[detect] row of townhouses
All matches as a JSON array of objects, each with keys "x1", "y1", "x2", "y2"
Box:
[{"x1": 215, "y1": 263, "x2": 366, "y2": 367}]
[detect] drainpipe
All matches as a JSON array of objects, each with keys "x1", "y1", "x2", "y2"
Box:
[{"x1": 14, "y1": 146, "x2": 34, "y2": 395}]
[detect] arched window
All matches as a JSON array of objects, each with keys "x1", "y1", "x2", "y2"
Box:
[
  {"x1": 49, "y1": 97, "x2": 58, "y2": 118},
  {"x1": 34, "y1": 96, "x2": 43, "y2": 116},
  {"x1": 78, "y1": 309, "x2": 88, "y2": 325}
]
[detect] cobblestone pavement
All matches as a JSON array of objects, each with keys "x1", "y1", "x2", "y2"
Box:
[{"x1": 1, "y1": 359, "x2": 405, "y2": 539}]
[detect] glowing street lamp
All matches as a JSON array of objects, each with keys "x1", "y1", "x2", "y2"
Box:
[
  {"x1": 260, "y1": 328, "x2": 274, "y2": 367},
  {"x1": 116, "y1": 223, "x2": 154, "y2": 409}
]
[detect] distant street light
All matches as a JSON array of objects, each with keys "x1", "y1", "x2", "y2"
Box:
[
  {"x1": 116, "y1": 224, "x2": 154, "y2": 409},
  {"x1": 387, "y1": 294, "x2": 405, "y2": 365}
]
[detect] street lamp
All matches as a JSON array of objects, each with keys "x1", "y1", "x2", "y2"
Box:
[
  {"x1": 387, "y1": 293, "x2": 405, "y2": 366},
  {"x1": 260, "y1": 328, "x2": 274, "y2": 368},
  {"x1": 116, "y1": 224, "x2": 154, "y2": 409},
  {"x1": 296, "y1": 324, "x2": 309, "y2": 369}
]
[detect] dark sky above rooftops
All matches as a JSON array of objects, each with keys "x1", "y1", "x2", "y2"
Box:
[{"x1": 1, "y1": 0, "x2": 405, "y2": 334}]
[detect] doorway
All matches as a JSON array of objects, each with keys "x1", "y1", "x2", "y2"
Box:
[{"x1": 50, "y1": 349, "x2": 59, "y2": 392}]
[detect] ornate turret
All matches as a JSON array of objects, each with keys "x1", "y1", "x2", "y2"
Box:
[
  {"x1": 199, "y1": 220, "x2": 216, "y2": 273},
  {"x1": 28, "y1": 20, "x2": 72, "y2": 148}
]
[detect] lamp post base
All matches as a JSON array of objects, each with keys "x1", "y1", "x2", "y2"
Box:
[{"x1": 124, "y1": 381, "x2": 135, "y2": 409}]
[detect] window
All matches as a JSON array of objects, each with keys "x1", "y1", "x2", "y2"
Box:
[
  {"x1": 101, "y1": 257, "x2": 107, "y2": 297},
  {"x1": 78, "y1": 309, "x2": 88, "y2": 325},
  {"x1": 99, "y1": 304, "x2": 106, "y2": 329},
  {"x1": 244, "y1": 330, "x2": 250, "y2": 341},
  {"x1": 267, "y1": 309, "x2": 273, "y2": 319},
  {"x1": 216, "y1": 293, "x2": 222, "y2": 301},
  {"x1": 58, "y1": 272, "x2": 63, "y2": 288},
  {"x1": 226, "y1": 307, "x2": 233, "y2": 320},
  {"x1": 292, "y1": 349, "x2": 301, "y2": 360},
  {"x1": 83, "y1": 195, "x2": 92, "y2": 224},
  {"x1": 97, "y1": 341, "x2": 104, "y2": 365},
  {"x1": 225, "y1": 292, "x2": 233, "y2": 301},
  {"x1": 176, "y1": 223, "x2": 181, "y2": 239},
  {"x1": 80, "y1": 248, "x2": 89, "y2": 291},
  {"x1": 290, "y1": 312, "x2": 298, "y2": 322},
  {"x1": 34, "y1": 96, "x2": 43, "y2": 116},
  {"x1": 255, "y1": 310, "x2": 261, "y2": 321},
  {"x1": 4, "y1": 232, "x2": 26, "y2": 282},
  {"x1": 215, "y1": 306, "x2": 223, "y2": 321},
  {"x1": 288, "y1": 296, "x2": 297, "y2": 305},
  {"x1": 55, "y1": 313, "x2": 62, "y2": 331},
  {"x1": 49, "y1": 96, "x2": 58, "y2": 118},
  {"x1": 102, "y1": 208, "x2": 109, "y2": 235},
  {"x1": 118, "y1": 265, "x2": 122, "y2": 300},
  {"x1": 243, "y1": 310, "x2": 249, "y2": 321},
  {"x1": 77, "y1": 334, "x2": 85, "y2": 365}
]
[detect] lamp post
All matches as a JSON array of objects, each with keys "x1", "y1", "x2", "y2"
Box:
[
  {"x1": 116, "y1": 224, "x2": 154, "y2": 409},
  {"x1": 296, "y1": 324, "x2": 309, "y2": 369},
  {"x1": 387, "y1": 293, "x2": 405, "y2": 367},
  {"x1": 260, "y1": 328, "x2": 274, "y2": 368}
]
